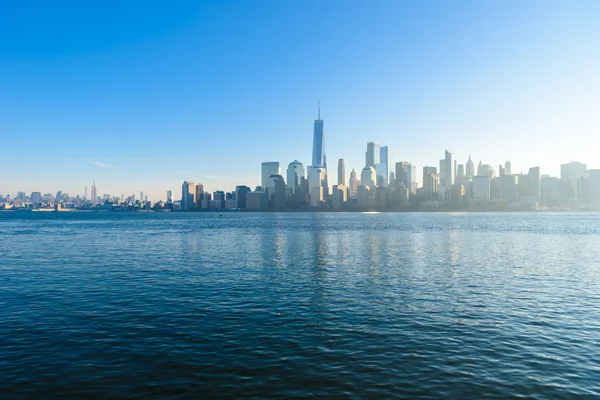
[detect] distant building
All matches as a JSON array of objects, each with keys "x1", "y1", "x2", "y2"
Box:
[
  {"x1": 286, "y1": 160, "x2": 305, "y2": 197},
  {"x1": 261, "y1": 162, "x2": 280, "y2": 194},
  {"x1": 246, "y1": 191, "x2": 268, "y2": 211},
  {"x1": 349, "y1": 169, "x2": 359, "y2": 198},
  {"x1": 91, "y1": 182, "x2": 97, "y2": 205},
  {"x1": 457, "y1": 164, "x2": 465, "y2": 179},
  {"x1": 361, "y1": 166, "x2": 376, "y2": 189},
  {"x1": 166, "y1": 190, "x2": 173, "y2": 203},
  {"x1": 466, "y1": 156, "x2": 475, "y2": 178},
  {"x1": 181, "y1": 181, "x2": 195, "y2": 210},
  {"x1": 584, "y1": 170, "x2": 600, "y2": 205},
  {"x1": 332, "y1": 184, "x2": 347, "y2": 210},
  {"x1": 235, "y1": 186, "x2": 251, "y2": 209},
  {"x1": 31, "y1": 192, "x2": 42, "y2": 203},
  {"x1": 366, "y1": 142, "x2": 380, "y2": 167},
  {"x1": 528, "y1": 167, "x2": 541, "y2": 201},
  {"x1": 499, "y1": 175, "x2": 519, "y2": 202},
  {"x1": 541, "y1": 176, "x2": 560, "y2": 206},
  {"x1": 269, "y1": 174, "x2": 286, "y2": 209},
  {"x1": 472, "y1": 177, "x2": 491, "y2": 201},
  {"x1": 338, "y1": 158, "x2": 346, "y2": 186},
  {"x1": 561, "y1": 161, "x2": 587, "y2": 199},
  {"x1": 308, "y1": 166, "x2": 325, "y2": 207},
  {"x1": 195, "y1": 183, "x2": 204, "y2": 204},
  {"x1": 505, "y1": 160, "x2": 512, "y2": 175},
  {"x1": 379, "y1": 146, "x2": 390, "y2": 186}
]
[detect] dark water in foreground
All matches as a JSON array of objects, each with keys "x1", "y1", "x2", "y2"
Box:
[{"x1": 1, "y1": 212, "x2": 599, "y2": 399}]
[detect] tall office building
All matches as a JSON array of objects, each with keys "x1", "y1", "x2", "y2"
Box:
[
  {"x1": 505, "y1": 160, "x2": 512, "y2": 175},
  {"x1": 457, "y1": 164, "x2": 465, "y2": 179},
  {"x1": 286, "y1": 160, "x2": 305, "y2": 196},
  {"x1": 349, "y1": 169, "x2": 359, "y2": 197},
  {"x1": 91, "y1": 181, "x2": 97, "y2": 205},
  {"x1": 308, "y1": 166, "x2": 325, "y2": 207},
  {"x1": 395, "y1": 161, "x2": 411, "y2": 187},
  {"x1": 338, "y1": 158, "x2": 345, "y2": 186},
  {"x1": 561, "y1": 161, "x2": 587, "y2": 198},
  {"x1": 378, "y1": 146, "x2": 390, "y2": 186},
  {"x1": 312, "y1": 105, "x2": 326, "y2": 169},
  {"x1": 84, "y1": 186, "x2": 88, "y2": 200},
  {"x1": 311, "y1": 105, "x2": 328, "y2": 197},
  {"x1": 366, "y1": 142, "x2": 380, "y2": 167},
  {"x1": 361, "y1": 166, "x2": 376, "y2": 188},
  {"x1": 423, "y1": 166, "x2": 438, "y2": 200},
  {"x1": 444, "y1": 150, "x2": 455, "y2": 187},
  {"x1": 261, "y1": 162, "x2": 280, "y2": 191},
  {"x1": 181, "y1": 181, "x2": 195, "y2": 210},
  {"x1": 167, "y1": 190, "x2": 173, "y2": 203},
  {"x1": 466, "y1": 156, "x2": 475, "y2": 178},
  {"x1": 195, "y1": 183, "x2": 204, "y2": 204},
  {"x1": 528, "y1": 167, "x2": 541, "y2": 201}
]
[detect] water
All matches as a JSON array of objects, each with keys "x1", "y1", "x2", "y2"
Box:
[{"x1": 1, "y1": 212, "x2": 599, "y2": 399}]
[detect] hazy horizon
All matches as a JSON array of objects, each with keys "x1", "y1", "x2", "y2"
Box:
[{"x1": 2, "y1": 0, "x2": 599, "y2": 200}]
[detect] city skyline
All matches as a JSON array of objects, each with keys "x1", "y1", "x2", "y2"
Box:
[{"x1": 2, "y1": 1, "x2": 600, "y2": 199}]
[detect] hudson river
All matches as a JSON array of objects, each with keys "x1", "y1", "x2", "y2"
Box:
[{"x1": 1, "y1": 212, "x2": 599, "y2": 398}]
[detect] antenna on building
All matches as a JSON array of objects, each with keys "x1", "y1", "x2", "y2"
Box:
[{"x1": 318, "y1": 100, "x2": 320, "y2": 120}]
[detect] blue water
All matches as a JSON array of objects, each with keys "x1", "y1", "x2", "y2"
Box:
[{"x1": 1, "y1": 212, "x2": 599, "y2": 398}]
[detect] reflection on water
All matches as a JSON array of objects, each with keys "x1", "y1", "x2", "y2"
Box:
[{"x1": 0, "y1": 212, "x2": 600, "y2": 398}]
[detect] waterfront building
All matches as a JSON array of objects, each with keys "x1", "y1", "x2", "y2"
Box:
[
  {"x1": 181, "y1": 181, "x2": 195, "y2": 210},
  {"x1": 286, "y1": 160, "x2": 305, "y2": 197},
  {"x1": 379, "y1": 146, "x2": 390, "y2": 186},
  {"x1": 505, "y1": 160, "x2": 512, "y2": 175},
  {"x1": 91, "y1": 182, "x2": 98, "y2": 206},
  {"x1": 395, "y1": 162, "x2": 410, "y2": 187},
  {"x1": 31, "y1": 192, "x2": 42, "y2": 203},
  {"x1": 366, "y1": 142, "x2": 380, "y2": 167},
  {"x1": 261, "y1": 162, "x2": 280, "y2": 193},
  {"x1": 361, "y1": 166, "x2": 376, "y2": 189},
  {"x1": 560, "y1": 161, "x2": 587, "y2": 199},
  {"x1": 332, "y1": 184, "x2": 347, "y2": 210},
  {"x1": 528, "y1": 167, "x2": 541, "y2": 201},
  {"x1": 349, "y1": 169, "x2": 359, "y2": 198},
  {"x1": 312, "y1": 105, "x2": 326, "y2": 169},
  {"x1": 499, "y1": 175, "x2": 519, "y2": 202},
  {"x1": 541, "y1": 176, "x2": 560, "y2": 206},
  {"x1": 269, "y1": 174, "x2": 286, "y2": 209},
  {"x1": 457, "y1": 164, "x2": 465, "y2": 179},
  {"x1": 466, "y1": 156, "x2": 475, "y2": 178},
  {"x1": 246, "y1": 191, "x2": 268, "y2": 210},
  {"x1": 195, "y1": 183, "x2": 204, "y2": 204},
  {"x1": 338, "y1": 158, "x2": 345, "y2": 186},
  {"x1": 375, "y1": 163, "x2": 387, "y2": 187},
  {"x1": 423, "y1": 172, "x2": 438, "y2": 201},
  {"x1": 308, "y1": 166, "x2": 325, "y2": 207},
  {"x1": 166, "y1": 190, "x2": 173, "y2": 203},
  {"x1": 584, "y1": 170, "x2": 600, "y2": 205},
  {"x1": 235, "y1": 186, "x2": 251, "y2": 209},
  {"x1": 472, "y1": 176, "x2": 491, "y2": 201}
]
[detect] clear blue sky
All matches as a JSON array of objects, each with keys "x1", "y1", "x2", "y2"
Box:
[{"x1": 1, "y1": 0, "x2": 599, "y2": 200}]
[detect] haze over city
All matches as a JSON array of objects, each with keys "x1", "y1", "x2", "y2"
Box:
[{"x1": 1, "y1": 1, "x2": 599, "y2": 200}]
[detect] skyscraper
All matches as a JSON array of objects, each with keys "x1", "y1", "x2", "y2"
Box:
[
  {"x1": 366, "y1": 142, "x2": 380, "y2": 167},
  {"x1": 91, "y1": 181, "x2": 97, "y2": 205},
  {"x1": 167, "y1": 190, "x2": 173, "y2": 203},
  {"x1": 361, "y1": 166, "x2": 376, "y2": 188},
  {"x1": 286, "y1": 160, "x2": 305, "y2": 196},
  {"x1": 378, "y1": 146, "x2": 389, "y2": 186},
  {"x1": 457, "y1": 164, "x2": 465, "y2": 179},
  {"x1": 181, "y1": 181, "x2": 195, "y2": 210},
  {"x1": 308, "y1": 166, "x2": 325, "y2": 207},
  {"x1": 561, "y1": 161, "x2": 587, "y2": 198},
  {"x1": 312, "y1": 104, "x2": 326, "y2": 169},
  {"x1": 261, "y1": 162, "x2": 280, "y2": 191},
  {"x1": 395, "y1": 162, "x2": 411, "y2": 187},
  {"x1": 528, "y1": 167, "x2": 541, "y2": 201},
  {"x1": 349, "y1": 169, "x2": 359, "y2": 197},
  {"x1": 444, "y1": 150, "x2": 455, "y2": 187},
  {"x1": 505, "y1": 160, "x2": 512, "y2": 175},
  {"x1": 84, "y1": 186, "x2": 88, "y2": 200},
  {"x1": 195, "y1": 183, "x2": 204, "y2": 204},
  {"x1": 140, "y1": 192, "x2": 144, "y2": 202},
  {"x1": 466, "y1": 156, "x2": 475, "y2": 178},
  {"x1": 338, "y1": 158, "x2": 345, "y2": 186}
]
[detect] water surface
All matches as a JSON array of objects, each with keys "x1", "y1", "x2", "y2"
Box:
[{"x1": 1, "y1": 212, "x2": 599, "y2": 398}]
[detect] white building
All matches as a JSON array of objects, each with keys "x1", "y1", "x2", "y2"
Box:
[
  {"x1": 361, "y1": 166, "x2": 376, "y2": 189},
  {"x1": 261, "y1": 162, "x2": 280, "y2": 192},
  {"x1": 286, "y1": 160, "x2": 305, "y2": 197},
  {"x1": 561, "y1": 161, "x2": 587, "y2": 199},
  {"x1": 472, "y1": 177, "x2": 491, "y2": 201},
  {"x1": 308, "y1": 166, "x2": 325, "y2": 207}
]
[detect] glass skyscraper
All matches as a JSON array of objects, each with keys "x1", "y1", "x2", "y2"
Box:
[{"x1": 312, "y1": 110, "x2": 326, "y2": 169}]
